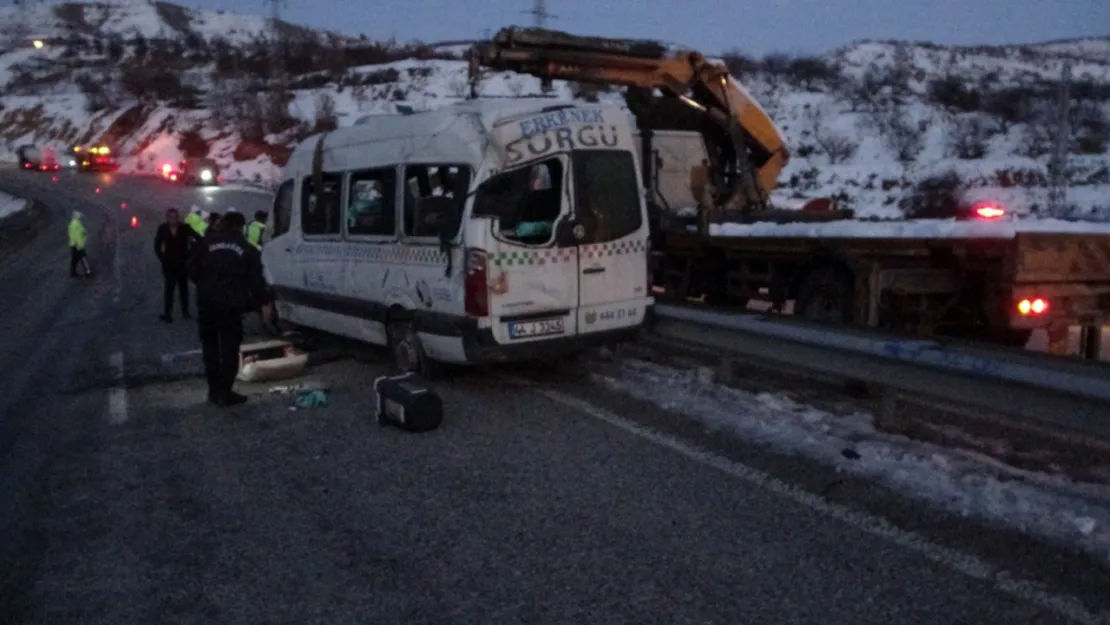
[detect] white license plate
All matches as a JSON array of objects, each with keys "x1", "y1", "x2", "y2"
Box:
[{"x1": 507, "y1": 318, "x2": 565, "y2": 339}]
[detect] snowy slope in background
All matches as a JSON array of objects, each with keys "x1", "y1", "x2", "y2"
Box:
[
  {"x1": 0, "y1": 0, "x2": 343, "y2": 45},
  {"x1": 1, "y1": 0, "x2": 1108, "y2": 220}
]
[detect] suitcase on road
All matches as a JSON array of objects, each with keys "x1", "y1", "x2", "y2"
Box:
[{"x1": 374, "y1": 373, "x2": 443, "y2": 433}]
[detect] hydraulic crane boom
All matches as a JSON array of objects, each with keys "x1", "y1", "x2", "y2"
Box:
[{"x1": 468, "y1": 26, "x2": 790, "y2": 215}]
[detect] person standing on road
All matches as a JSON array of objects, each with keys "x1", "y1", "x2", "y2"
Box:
[
  {"x1": 154, "y1": 207, "x2": 199, "y2": 322},
  {"x1": 206, "y1": 211, "x2": 222, "y2": 233},
  {"x1": 187, "y1": 210, "x2": 273, "y2": 407},
  {"x1": 68, "y1": 210, "x2": 91, "y2": 278},
  {"x1": 246, "y1": 210, "x2": 267, "y2": 250}
]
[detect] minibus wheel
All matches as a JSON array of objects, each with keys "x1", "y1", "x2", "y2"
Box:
[{"x1": 388, "y1": 319, "x2": 441, "y2": 379}]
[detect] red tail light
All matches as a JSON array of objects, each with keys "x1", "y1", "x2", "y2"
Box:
[
  {"x1": 1017, "y1": 298, "x2": 1048, "y2": 316},
  {"x1": 974, "y1": 204, "x2": 1005, "y2": 219},
  {"x1": 131, "y1": 216, "x2": 139, "y2": 228},
  {"x1": 464, "y1": 248, "x2": 489, "y2": 317}
]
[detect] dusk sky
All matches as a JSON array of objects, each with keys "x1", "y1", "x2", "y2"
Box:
[{"x1": 184, "y1": 0, "x2": 1109, "y2": 56}]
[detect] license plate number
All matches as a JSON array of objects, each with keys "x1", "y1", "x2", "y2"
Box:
[{"x1": 507, "y1": 318, "x2": 565, "y2": 339}]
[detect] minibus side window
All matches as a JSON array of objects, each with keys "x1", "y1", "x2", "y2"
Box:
[
  {"x1": 301, "y1": 173, "x2": 343, "y2": 236},
  {"x1": 402, "y1": 164, "x2": 472, "y2": 240},
  {"x1": 571, "y1": 150, "x2": 643, "y2": 244},
  {"x1": 347, "y1": 168, "x2": 397, "y2": 237},
  {"x1": 272, "y1": 180, "x2": 294, "y2": 237}
]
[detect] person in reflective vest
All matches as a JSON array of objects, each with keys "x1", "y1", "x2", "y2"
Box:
[
  {"x1": 246, "y1": 210, "x2": 267, "y2": 250},
  {"x1": 184, "y1": 206, "x2": 208, "y2": 238},
  {"x1": 68, "y1": 210, "x2": 91, "y2": 277}
]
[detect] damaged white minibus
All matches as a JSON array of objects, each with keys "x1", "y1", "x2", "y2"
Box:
[{"x1": 262, "y1": 98, "x2": 654, "y2": 375}]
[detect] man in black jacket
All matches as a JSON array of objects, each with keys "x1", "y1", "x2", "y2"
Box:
[
  {"x1": 187, "y1": 211, "x2": 273, "y2": 406},
  {"x1": 154, "y1": 207, "x2": 199, "y2": 322}
]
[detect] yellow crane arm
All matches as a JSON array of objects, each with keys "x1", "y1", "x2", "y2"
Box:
[{"x1": 468, "y1": 27, "x2": 789, "y2": 212}]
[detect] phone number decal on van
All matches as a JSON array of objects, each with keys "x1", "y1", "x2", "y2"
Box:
[
  {"x1": 586, "y1": 307, "x2": 639, "y2": 324},
  {"x1": 507, "y1": 318, "x2": 565, "y2": 339}
]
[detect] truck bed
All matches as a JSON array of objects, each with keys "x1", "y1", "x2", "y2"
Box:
[
  {"x1": 705, "y1": 217, "x2": 1110, "y2": 239},
  {"x1": 1007, "y1": 232, "x2": 1110, "y2": 284},
  {"x1": 665, "y1": 221, "x2": 1110, "y2": 271}
]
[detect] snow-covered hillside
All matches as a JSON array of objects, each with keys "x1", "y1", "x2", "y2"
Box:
[
  {"x1": 1, "y1": 0, "x2": 1108, "y2": 218},
  {"x1": 0, "y1": 0, "x2": 344, "y2": 46}
]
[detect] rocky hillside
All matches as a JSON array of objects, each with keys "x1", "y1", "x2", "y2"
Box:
[{"x1": 1, "y1": 0, "x2": 1108, "y2": 218}]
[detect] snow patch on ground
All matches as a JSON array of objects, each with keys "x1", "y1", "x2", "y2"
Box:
[
  {"x1": 595, "y1": 358, "x2": 1110, "y2": 566},
  {"x1": 0, "y1": 190, "x2": 27, "y2": 221}
]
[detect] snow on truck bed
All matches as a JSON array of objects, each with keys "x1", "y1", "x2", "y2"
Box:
[{"x1": 709, "y1": 218, "x2": 1110, "y2": 239}]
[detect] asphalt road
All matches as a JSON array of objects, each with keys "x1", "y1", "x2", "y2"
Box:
[{"x1": 0, "y1": 166, "x2": 1108, "y2": 625}]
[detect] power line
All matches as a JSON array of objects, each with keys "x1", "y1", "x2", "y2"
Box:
[
  {"x1": 522, "y1": 0, "x2": 556, "y2": 92},
  {"x1": 1047, "y1": 61, "x2": 1071, "y2": 217},
  {"x1": 523, "y1": 0, "x2": 555, "y2": 28},
  {"x1": 263, "y1": 0, "x2": 287, "y2": 90}
]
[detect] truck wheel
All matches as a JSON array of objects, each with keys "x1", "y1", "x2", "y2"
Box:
[
  {"x1": 796, "y1": 267, "x2": 854, "y2": 324},
  {"x1": 388, "y1": 319, "x2": 441, "y2": 379}
]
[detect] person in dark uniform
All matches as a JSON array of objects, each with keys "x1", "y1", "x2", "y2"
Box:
[
  {"x1": 186, "y1": 211, "x2": 272, "y2": 406},
  {"x1": 154, "y1": 207, "x2": 199, "y2": 322},
  {"x1": 205, "y1": 211, "x2": 222, "y2": 234}
]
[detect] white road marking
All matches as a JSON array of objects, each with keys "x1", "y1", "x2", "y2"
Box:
[
  {"x1": 112, "y1": 212, "x2": 122, "y2": 303},
  {"x1": 517, "y1": 380, "x2": 1105, "y2": 625},
  {"x1": 108, "y1": 351, "x2": 128, "y2": 424},
  {"x1": 160, "y1": 348, "x2": 203, "y2": 365}
]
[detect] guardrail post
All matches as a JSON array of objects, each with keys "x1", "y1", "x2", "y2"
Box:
[
  {"x1": 876, "y1": 389, "x2": 910, "y2": 435},
  {"x1": 1079, "y1": 324, "x2": 1102, "y2": 360}
]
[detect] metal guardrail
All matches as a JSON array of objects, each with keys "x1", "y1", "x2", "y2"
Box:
[{"x1": 650, "y1": 304, "x2": 1110, "y2": 440}]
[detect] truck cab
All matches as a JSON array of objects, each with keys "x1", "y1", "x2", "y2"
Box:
[{"x1": 16, "y1": 145, "x2": 60, "y2": 172}]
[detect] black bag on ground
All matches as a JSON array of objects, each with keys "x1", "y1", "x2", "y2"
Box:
[{"x1": 374, "y1": 373, "x2": 443, "y2": 433}]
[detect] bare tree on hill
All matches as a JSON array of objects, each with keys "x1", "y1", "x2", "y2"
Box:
[{"x1": 804, "y1": 103, "x2": 858, "y2": 165}]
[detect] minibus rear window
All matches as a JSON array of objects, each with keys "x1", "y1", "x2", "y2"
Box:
[{"x1": 571, "y1": 150, "x2": 643, "y2": 244}]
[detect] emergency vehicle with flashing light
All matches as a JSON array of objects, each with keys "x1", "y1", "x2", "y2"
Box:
[
  {"x1": 72, "y1": 145, "x2": 120, "y2": 173},
  {"x1": 161, "y1": 158, "x2": 220, "y2": 186}
]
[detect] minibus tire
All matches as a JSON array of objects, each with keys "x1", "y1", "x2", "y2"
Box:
[{"x1": 388, "y1": 319, "x2": 441, "y2": 379}]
